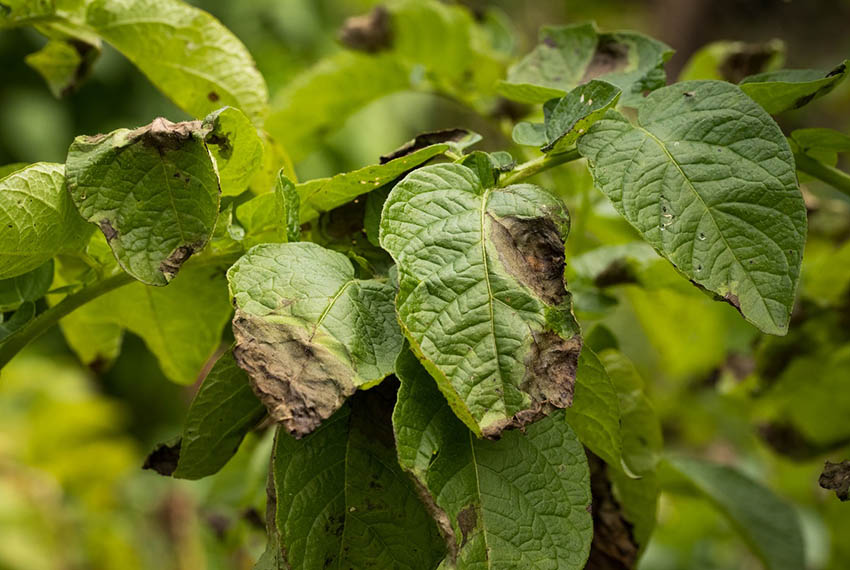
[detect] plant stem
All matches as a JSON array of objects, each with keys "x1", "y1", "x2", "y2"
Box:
[
  {"x1": 0, "y1": 272, "x2": 134, "y2": 369},
  {"x1": 794, "y1": 151, "x2": 850, "y2": 197},
  {"x1": 498, "y1": 148, "x2": 582, "y2": 187},
  {"x1": 0, "y1": 251, "x2": 241, "y2": 370}
]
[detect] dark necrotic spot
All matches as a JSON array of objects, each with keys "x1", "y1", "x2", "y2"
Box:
[
  {"x1": 207, "y1": 91, "x2": 220, "y2": 102},
  {"x1": 488, "y1": 214, "x2": 567, "y2": 305}
]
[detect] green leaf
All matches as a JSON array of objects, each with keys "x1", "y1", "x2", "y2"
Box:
[
  {"x1": 58, "y1": 264, "x2": 232, "y2": 384},
  {"x1": 24, "y1": 38, "x2": 100, "y2": 98},
  {"x1": 227, "y1": 242, "x2": 402, "y2": 437},
  {"x1": 678, "y1": 39, "x2": 784, "y2": 83},
  {"x1": 565, "y1": 347, "x2": 622, "y2": 468},
  {"x1": 512, "y1": 81, "x2": 621, "y2": 153},
  {"x1": 271, "y1": 384, "x2": 447, "y2": 569},
  {"x1": 172, "y1": 350, "x2": 266, "y2": 480},
  {"x1": 0, "y1": 162, "x2": 27, "y2": 179},
  {"x1": 766, "y1": 344, "x2": 850, "y2": 446},
  {"x1": 499, "y1": 23, "x2": 672, "y2": 105},
  {"x1": 380, "y1": 163, "x2": 582, "y2": 436},
  {"x1": 393, "y1": 349, "x2": 593, "y2": 569},
  {"x1": 790, "y1": 127, "x2": 850, "y2": 154},
  {"x1": 600, "y1": 349, "x2": 662, "y2": 548},
  {"x1": 276, "y1": 171, "x2": 301, "y2": 243},
  {"x1": 66, "y1": 118, "x2": 221, "y2": 286},
  {"x1": 0, "y1": 0, "x2": 53, "y2": 26},
  {"x1": 86, "y1": 0, "x2": 269, "y2": 123},
  {"x1": 0, "y1": 162, "x2": 93, "y2": 279},
  {"x1": 0, "y1": 301, "x2": 36, "y2": 342},
  {"x1": 663, "y1": 456, "x2": 805, "y2": 570},
  {"x1": 739, "y1": 60, "x2": 848, "y2": 114},
  {"x1": 202, "y1": 107, "x2": 264, "y2": 196},
  {"x1": 0, "y1": 260, "x2": 53, "y2": 312},
  {"x1": 578, "y1": 80, "x2": 806, "y2": 335},
  {"x1": 297, "y1": 130, "x2": 478, "y2": 223},
  {"x1": 266, "y1": 52, "x2": 409, "y2": 161},
  {"x1": 380, "y1": 162, "x2": 582, "y2": 437}
]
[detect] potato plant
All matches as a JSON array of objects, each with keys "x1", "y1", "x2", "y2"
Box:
[{"x1": 1, "y1": 1, "x2": 849, "y2": 568}]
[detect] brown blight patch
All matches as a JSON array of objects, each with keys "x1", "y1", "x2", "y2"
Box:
[
  {"x1": 581, "y1": 36, "x2": 630, "y2": 83},
  {"x1": 232, "y1": 310, "x2": 357, "y2": 438},
  {"x1": 488, "y1": 214, "x2": 567, "y2": 306},
  {"x1": 456, "y1": 505, "x2": 478, "y2": 548},
  {"x1": 159, "y1": 243, "x2": 199, "y2": 282},
  {"x1": 380, "y1": 128, "x2": 474, "y2": 164},
  {"x1": 819, "y1": 459, "x2": 850, "y2": 501},
  {"x1": 338, "y1": 5, "x2": 393, "y2": 54},
  {"x1": 585, "y1": 451, "x2": 639, "y2": 569},
  {"x1": 130, "y1": 117, "x2": 205, "y2": 154},
  {"x1": 143, "y1": 440, "x2": 182, "y2": 476}
]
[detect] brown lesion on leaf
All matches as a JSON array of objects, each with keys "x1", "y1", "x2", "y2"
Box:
[
  {"x1": 159, "y1": 243, "x2": 199, "y2": 282},
  {"x1": 586, "y1": 450, "x2": 639, "y2": 569},
  {"x1": 143, "y1": 440, "x2": 182, "y2": 476},
  {"x1": 99, "y1": 219, "x2": 118, "y2": 242},
  {"x1": 130, "y1": 117, "x2": 204, "y2": 154},
  {"x1": 525, "y1": 329, "x2": 581, "y2": 408},
  {"x1": 481, "y1": 331, "x2": 581, "y2": 439},
  {"x1": 232, "y1": 310, "x2": 356, "y2": 438},
  {"x1": 338, "y1": 5, "x2": 393, "y2": 54},
  {"x1": 488, "y1": 214, "x2": 567, "y2": 305},
  {"x1": 717, "y1": 41, "x2": 782, "y2": 83},
  {"x1": 456, "y1": 505, "x2": 478, "y2": 548},
  {"x1": 380, "y1": 128, "x2": 474, "y2": 164},
  {"x1": 819, "y1": 459, "x2": 850, "y2": 501},
  {"x1": 581, "y1": 36, "x2": 630, "y2": 83}
]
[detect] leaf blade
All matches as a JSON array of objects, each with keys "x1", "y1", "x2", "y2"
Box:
[{"x1": 578, "y1": 80, "x2": 806, "y2": 335}]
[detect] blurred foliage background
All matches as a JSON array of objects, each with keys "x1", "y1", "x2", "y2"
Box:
[{"x1": 1, "y1": 0, "x2": 849, "y2": 569}]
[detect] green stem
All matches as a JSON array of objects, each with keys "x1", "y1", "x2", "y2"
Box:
[
  {"x1": 0, "y1": 272, "x2": 134, "y2": 369},
  {"x1": 794, "y1": 151, "x2": 850, "y2": 197},
  {"x1": 497, "y1": 148, "x2": 582, "y2": 187}
]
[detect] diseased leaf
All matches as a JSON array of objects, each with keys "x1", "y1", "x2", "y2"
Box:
[
  {"x1": 678, "y1": 39, "x2": 784, "y2": 83},
  {"x1": 499, "y1": 23, "x2": 672, "y2": 105},
  {"x1": 86, "y1": 0, "x2": 269, "y2": 123},
  {"x1": 393, "y1": 349, "x2": 593, "y2": 569},
  {"x1": 57, "y1": 263, "x2": 232, "y2": 384},
  {"x1": 66, "y1": 117, "x2": 221, "y2": 286},
  {"x1": 578, "y1": 80, "x2": 806, "y2": 335},
  {"x1": 380, "y1": 162, "x2": 582, "y2": 437},
  {"x1": 0, "y1": 162, "x2": 93, "y2": 279},
  {"x1": 202, "y1": 106, "x2": 264, "y2": 196},
  {"x1": 739, "y1": 60, "x2": 848, "y2": 114},
  {"x1": 663, "y1": 456, "x2": 805, "y2": 570},
  {"x1": 172, "y1": 350, "x2": 266, "y2": 480},
  {"x1": 513, "y1": 81, "x2": 621, "y2": 153},
  {"x1": 227, "y1": 242, "x2": 402, "y2": 437},
  {"x1": 565, "y1": 347, "x2": 622, "y2": 468},
  {"x1": 271, "y1": 382, "x2": 446, "y2": 569},
  {"x1": 25, "y1": 38, "x2": 100, "y2": 98},
  {"x1": 297, "y1": 136, "x2": 473, "y2": 223},
  {"x1": 585, "y1": 451, "x2": 639, "y2": 569},
  {"x1": 0, "y1": 260, "x2": 53, "y2": 311},
  {"x1": 600, "y1": 349, "x2": 662, "y2": 549}
]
